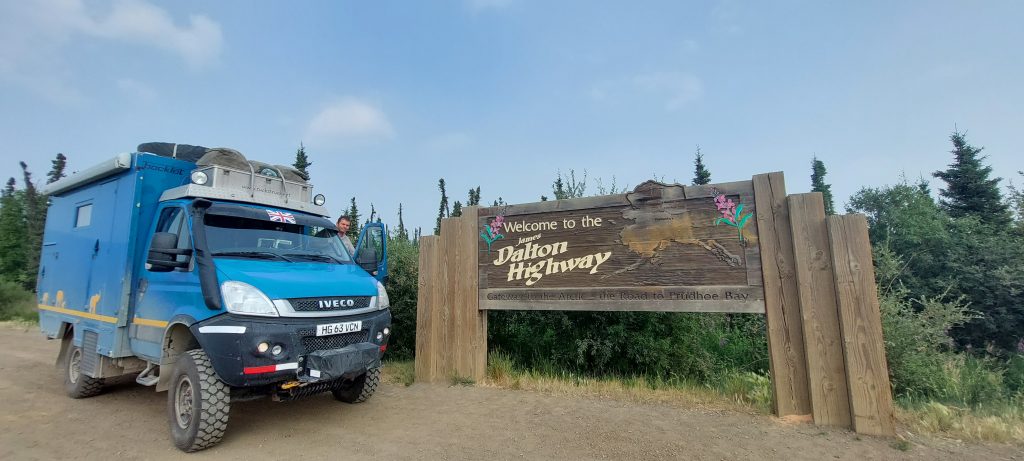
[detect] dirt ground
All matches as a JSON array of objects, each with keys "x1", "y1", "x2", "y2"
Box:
[{"x1": 0, "y1": 324, "x2": 1020, "y2": 461}]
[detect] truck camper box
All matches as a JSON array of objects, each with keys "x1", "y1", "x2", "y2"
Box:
[{"x1": 37, "y1": 153, "x2": 194, "y2": 357}]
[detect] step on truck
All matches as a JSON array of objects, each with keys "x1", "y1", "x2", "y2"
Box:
[{"x1": 36, "y1": 143, "x2": 391, "y2": 452}]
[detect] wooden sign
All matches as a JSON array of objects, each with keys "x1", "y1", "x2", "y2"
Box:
[{"x1": 477, "y1": 179, "x2": 765, "y2": 313}]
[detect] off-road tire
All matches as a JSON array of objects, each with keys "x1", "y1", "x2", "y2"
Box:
[
  {"x1": 331, "y1": 366, "x2": 381, "y2": 403},
  {"x1": 167, "y1": 349, "x2": 230, "y2": 452},
  {"x1": 61, "y1": 338, "x2": 104, "y2": 399}
]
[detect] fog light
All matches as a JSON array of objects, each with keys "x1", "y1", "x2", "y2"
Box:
[
  {"x1": 271, "y1": 344, "x2": 283, "y2": 356},
  {"x1": 257, "y1": 342, "x2": 269, "y2": 353},
  {"x1": 376, "y1": 332, "x2": 383, "y2": 341},
  {"x1": 191, "y1": 171, "x2": 209, "y2": 185},
  {"x1": 383, "y1": 327, "x2": 390, "y2": 336},
  {"x1": 313, "y1": 194, "x2": 326, "y2": 206}
]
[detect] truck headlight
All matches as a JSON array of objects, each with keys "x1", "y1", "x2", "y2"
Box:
[
  {"x1": 221, "y1": 281, "x2": 279, "y2": 317},
  {"x1": 376, "y1": 281, "x2": 390, "y2": 310}
]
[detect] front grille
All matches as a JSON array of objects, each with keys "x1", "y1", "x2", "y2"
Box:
[
  {"x1": 297, "y1": 328, "x2": 369, "y2": 353},
  {"x1": 289, "y1": 296, "x2": 372, "y2": 312}
]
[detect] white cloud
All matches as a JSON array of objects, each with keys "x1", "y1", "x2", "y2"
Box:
[
  {"x1": 305, "y1": 99, "x2": 395, "y2": 145},
  {"x1": 633, "y1": 72, "x2": 703, "y2": 110},
  {"x1": 87, "y1": 0, "x2": 223, "y2": 70},
  {"x1": 116, "y1": 78, "x2": 157, "y2": 101},
  {"x1": 0, "y1": 0, "x2": 222, "y2": 103}
]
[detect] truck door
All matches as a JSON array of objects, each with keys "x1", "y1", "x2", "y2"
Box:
[
  {"x1": 353, "y1": 222, "x2": 388, "y2": 282},
  {"x1": 130, "y1": 204, "x2": 203, "y2": 361}
]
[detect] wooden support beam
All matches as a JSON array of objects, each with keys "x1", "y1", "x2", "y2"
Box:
[
  {"x1": 414, "y1": 236, "x2": 440, "y2": 382},
  {"x1": 753, "y1": 172, "x2": 811, "y2": 417},
  {"x1": 788, "y1": 193, "x2": 851, "y2": 428},
  {"x1": 828, "y1": 214, "x2": 896, "y2": 436},
  {"x1": 458, "y1": 207, "x2": 486, "y2": 380}
]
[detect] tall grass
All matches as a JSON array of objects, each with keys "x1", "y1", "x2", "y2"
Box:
[{"x1": 484, "y1": 350, "x2": 773, "y2": 414}]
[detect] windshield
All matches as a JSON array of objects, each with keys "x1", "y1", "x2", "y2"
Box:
[{"x1": 203, "y1": 213, "x2": 352, "y2": 264}]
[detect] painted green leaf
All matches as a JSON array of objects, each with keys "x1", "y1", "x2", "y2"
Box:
[{"x1": 738, "y1": 213, "x2": 752, "y2": 228}]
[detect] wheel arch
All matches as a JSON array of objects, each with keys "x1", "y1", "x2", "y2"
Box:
[{"x1": 157, "y1": 319, "x2": 200, "y2": 392}]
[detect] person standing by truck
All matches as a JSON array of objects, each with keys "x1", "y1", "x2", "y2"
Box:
[{"x1": 337, "y1": 215, "x2": 356, "y2": 255}]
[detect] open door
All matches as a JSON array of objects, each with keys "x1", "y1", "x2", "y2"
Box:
[{"x1": 353, "y1": 222, "x2": 387, "y2": 282}]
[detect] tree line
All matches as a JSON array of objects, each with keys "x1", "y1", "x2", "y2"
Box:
[{"x1": 3, "y1": 133, "x2": 1022, "y2": 405}]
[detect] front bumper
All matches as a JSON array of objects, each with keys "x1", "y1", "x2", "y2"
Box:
[{"x1": 191, "y1": 309, "x2": 391, "y2": 388}]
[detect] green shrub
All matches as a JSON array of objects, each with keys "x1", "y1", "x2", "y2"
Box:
[
  {"x1": 1004, "y1": 355, "x2": 1024, "y2": 395},
  {"x1": 383, "y1": 237, "x2": 419, "y2": 360},
  {"x1": 0, "y1": 280, "x2": 36, "y2": 321},
  {"x1": 943, "y1": 355, "x2": 1006, "y2": 407}
]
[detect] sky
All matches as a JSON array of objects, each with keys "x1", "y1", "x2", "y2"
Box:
[{"x1": 1, "y1": 0, "x2": 1022, "y2": 234}]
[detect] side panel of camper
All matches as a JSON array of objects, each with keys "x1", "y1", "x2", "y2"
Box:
[{"x1": 38, "y1": 153, "x2": 193, "y2": 360}]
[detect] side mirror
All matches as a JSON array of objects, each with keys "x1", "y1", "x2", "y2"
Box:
[{"x1": 147, "y1": 232, "x2": 191, "y2": 271}]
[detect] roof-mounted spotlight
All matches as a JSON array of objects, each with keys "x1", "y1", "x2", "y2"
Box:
[{"x1": 190, "y1": 171, "x2": 209, "y2": 185}]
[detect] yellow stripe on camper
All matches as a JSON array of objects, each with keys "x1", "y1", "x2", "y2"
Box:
[
  {"x1": 37, "y1": 304, "x2": 118, "y2": 324},
  {"x1": 132, "y1": 317, "x2": 169, "y2": 329}
]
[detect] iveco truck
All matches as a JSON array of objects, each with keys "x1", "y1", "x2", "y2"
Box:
[{"x1": 36, "y1": 143, "x2": 391, "y2": 452}]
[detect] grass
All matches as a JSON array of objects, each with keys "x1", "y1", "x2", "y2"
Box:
[
  {"x1": 896, "y1": 398, "x2": 1024, "y2": 445},
  {"x1": 381, "y1": 360, "x2": 415, "y2": 386},
  {"x1": 482, "y1": 351, "x2": 773, "y2": 414}
]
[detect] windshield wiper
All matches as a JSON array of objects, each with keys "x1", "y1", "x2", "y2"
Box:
[
  {"x1": 281, "y1": 253, "x2": 344, "y2": 264},
  {"x1": 212, "y1": 251, "x2": 294, "y2": 262}
]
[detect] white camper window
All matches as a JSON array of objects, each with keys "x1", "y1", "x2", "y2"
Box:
[{"x1": 75, "y1": 204, "x2": 93, "y2": 228}]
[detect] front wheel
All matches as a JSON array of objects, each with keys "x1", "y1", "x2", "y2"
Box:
[
  {"x1": 61, "y1": 338, "x2": 104, "y2": 399},
  {"x1": 167, "y1": 349, "x2": 230, "y2": 452},
  {"x1": 331, "y1": 366, "x2": 381, "y2": 403}
]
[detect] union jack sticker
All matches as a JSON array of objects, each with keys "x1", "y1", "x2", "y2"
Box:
[{"x1": 266, "y1": 210, "x2": 296, "y2": 224}]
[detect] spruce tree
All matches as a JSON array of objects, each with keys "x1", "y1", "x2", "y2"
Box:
[
  {"x1": 810, "y1": 156, "x2": 835, "y2": 215},
  {"x1": 47, "y1": 153, "x2": 67, "y2": 184},
  {"x1": 0, "y1": 178, "x2": 27, "y2": 284},
  {"x1": 292, "y1": 143, "x2": 311, "y2": 180},
  {"x1": 468, "y1": 187, "x2": 481, "y2": 206},
  {"x1": 346, "y1": 197, "x2": 361, "y2": 237},
  {"x1": 692, "y1": 146, "x2": 711, "y2": 185},
  {"x1": 452, "y1": 200, "x2": 463, "y2": 217},
  {"x1": 396, "y1": 203, "x2": 409, "y2": 241},
  {"x1": 933, "y1": 131, "x2": 1010, "y2": 225},
  {"x1": 434, "y1": 178, "x2": 449, "y2": 235},
  {"x1": 20, "y1": 162, "x2": 43, "y2": 288}
]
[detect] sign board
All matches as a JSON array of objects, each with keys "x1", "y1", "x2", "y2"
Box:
[{"x1": 477, "y1": 180, "x2": 765, "y2": 313}]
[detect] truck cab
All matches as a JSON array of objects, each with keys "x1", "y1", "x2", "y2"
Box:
[{"x1": 37, "y1": 144, "x2": 390, "y2": 452}]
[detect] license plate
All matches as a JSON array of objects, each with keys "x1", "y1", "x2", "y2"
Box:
[{"x1": 316, "y1": 321, "x2": 362, "y2": 336}]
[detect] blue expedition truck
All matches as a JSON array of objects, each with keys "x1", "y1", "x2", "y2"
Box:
[{"x1": 36, "y1": 143, "x2": 391, "y2": 452}]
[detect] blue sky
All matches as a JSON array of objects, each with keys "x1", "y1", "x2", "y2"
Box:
[{"x1": 1, "y1": 0, "x2": 1021, "y2": 234}]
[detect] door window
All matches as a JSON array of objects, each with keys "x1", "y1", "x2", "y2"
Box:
[{"x1": 149, "y1": 207, "x2": 193, "y2": 270}]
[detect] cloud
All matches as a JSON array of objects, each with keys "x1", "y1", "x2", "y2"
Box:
[
  {"x1": 0, "y1": 0, "x2": 222, "y2": 103},
  {"x1": 305, "y1": 99, "x2": 395, "y2": 146},
  {"x1": 87, "y1": 0, "x2": 223, "y2": 69},
  {"x1": 633, "y1": 72, "x2": 704, "y2": 110}
]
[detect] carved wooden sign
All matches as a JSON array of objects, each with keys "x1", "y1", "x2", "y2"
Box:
[{"x1": 477, "y1": 179, "x2": 765, "y2": 313}]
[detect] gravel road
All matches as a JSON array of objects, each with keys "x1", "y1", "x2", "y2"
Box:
[{"x1": 0, "y1": 324, "x2": 1019, "y2": 460}]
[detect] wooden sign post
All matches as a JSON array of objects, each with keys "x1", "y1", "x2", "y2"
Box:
[{"x1": 415, "y1": 172, "x2": 895, "y2": 437}]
